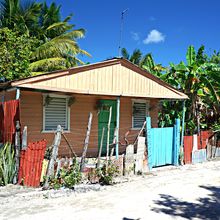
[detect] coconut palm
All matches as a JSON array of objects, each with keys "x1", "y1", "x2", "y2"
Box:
[
  {"x1": 33, "y1": 2, "x2": 91, "y2": 73},
  {"x1": 121, "y1": 48, "x2": 142, "y2": 65},
  {"x1": 121, "y1": 48, "x2": 165, "y2": 76},
  {"x1": 30, "y1": 34, "x2": 90, "y2": 73},
  {"x1": 0, "y1": 0, "x2": 91, "y2": 73},
  {"x1": 32, "y1": 2, "x2": 90, "y2": 73},
  {"x1": 0, "y1": 0, "x2": 41, "y2": 34}
]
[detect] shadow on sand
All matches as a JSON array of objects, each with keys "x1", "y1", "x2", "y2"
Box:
[{"x1": 151, "y1": 185, "x2": 220, "y2": 220}]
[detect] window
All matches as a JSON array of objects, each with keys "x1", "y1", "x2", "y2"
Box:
[
  {"x1": 132, "y1": 100, "x2": 149, "y2": 129},
  {"x1": 43, "y1": 95, "x2": 70, "y2": 131}
]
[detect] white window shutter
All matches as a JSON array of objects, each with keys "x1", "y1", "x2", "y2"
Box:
[{"x1": 44, "y1": 97, "x2": 68, "y2": 131}]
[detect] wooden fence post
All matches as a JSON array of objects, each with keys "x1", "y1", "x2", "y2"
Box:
[
  {"x1": 80, "y1": 112, "x2": 93, "y2": 172},
  {"x1": 21, "y1": 126, "x2": 27, "y2": 150},
  {"x1": 14, "y1": 121, "x2": 21, "y2": 184},
  {"x1": 43, "y1": 125, "x2": 62, "y2": 189},
  {"x1": 146, "y1": 117, "x2": 152, "y2": 170},
  {"x1": 97, "y1": 127, "x2": 105, "y2": 168}
]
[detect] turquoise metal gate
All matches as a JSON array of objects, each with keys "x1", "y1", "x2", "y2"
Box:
[{"x1": 146, "y1": 117, "x2": 180, "y2": 170}]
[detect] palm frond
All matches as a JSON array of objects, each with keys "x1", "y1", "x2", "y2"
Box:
[
  {"x1": 121, "y1": 48, "x2": 129, "y2": 59},
  {"x1": 46, "y1": 21, "x2": 71, "y2": 31},
  {"x1": 65, "y1": 54, "x2": 85, "y2": 66},
  {"x1": 130, "y1": 49, "x2": 142, "y2": 65},
  {"x1": 78, "y1": 49, "x2": 91, "y2": 57},
  {"x1": 61, "y1": 29, "x2": 85, "y2": 39},
  {"x1": 63, "y1": 14, "x2": 73, "y2": 23},
  {"x1": 31, "y1": 37, "x2": 77, "y2": 60}
]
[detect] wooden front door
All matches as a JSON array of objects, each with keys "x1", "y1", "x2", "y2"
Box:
[{"x1": 98, "y1": 100, "x2": 117, "y2": 155}]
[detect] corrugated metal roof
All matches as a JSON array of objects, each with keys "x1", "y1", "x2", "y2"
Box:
[{"x1": 4, "y1": 58, "x2": 188, "y2": 99}]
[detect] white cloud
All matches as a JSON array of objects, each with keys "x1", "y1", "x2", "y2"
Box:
[
  {"x1": 131, "y1": 32, "x2": 140, "y2": 41},
  {"x1": 143, "y1": 29, "x2": 165, "y2": 44}
]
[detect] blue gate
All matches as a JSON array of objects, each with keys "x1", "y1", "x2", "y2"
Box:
[{"x1": 146, "y1": 117, "x2": 180, "y2": 170}]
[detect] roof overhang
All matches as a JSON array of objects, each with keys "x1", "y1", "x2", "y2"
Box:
[{"x1": 0, "y1": 58, "x2": 188, "y2": 100}]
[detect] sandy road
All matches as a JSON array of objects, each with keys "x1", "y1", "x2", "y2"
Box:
[{"x1": 1, "y1": 160, "x2": 220, "y2": 220}]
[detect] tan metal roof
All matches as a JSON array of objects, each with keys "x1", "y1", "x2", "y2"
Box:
[{"x1": 10, "y1": 58, "x2": 188, "y2": 99}]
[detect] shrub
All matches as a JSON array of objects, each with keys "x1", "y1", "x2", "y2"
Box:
[
  {"x1": 60, "y1": 159, "x2": 82, "y2": 188},
  {"x1": 47, "y1": 158, "x2": 82, "y2": 189},
  {"x1": 0, "y1": 143, "x2": 16, "y2": 186},
  {"x1": 95, "y1": 161, "x2": 119, "y2": 185}
]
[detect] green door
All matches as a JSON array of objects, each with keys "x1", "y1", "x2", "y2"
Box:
[{"x1": 98, "y1": 100, "x2": 117, "y2": 155}]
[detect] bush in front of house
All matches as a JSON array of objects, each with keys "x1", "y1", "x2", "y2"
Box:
[
  {"x1": 48, "y1": 158, "x2": 82, "y2": 189},
  {"x1": 89, "y1": 161, "x2": 119, "y2": 185}
]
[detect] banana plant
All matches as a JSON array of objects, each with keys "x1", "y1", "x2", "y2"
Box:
[
  {"x1": 162, "y1": 45, "x2": 220, "y2": 134},
  {"x1": 141, "y1": 53, "x2": 166, "y2": 77}
]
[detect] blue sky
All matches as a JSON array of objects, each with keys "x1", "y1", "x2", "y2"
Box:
[{"x1": 44, "y1": 0, "x2": 220, "y2": 66}]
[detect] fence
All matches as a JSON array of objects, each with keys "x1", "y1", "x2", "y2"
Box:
[
  {"x1": 184, "y1": 131, "x2": 218, "y2": 164},
  {"x1": 18, "y1": 140, "x2": 47, "y2": 187}
]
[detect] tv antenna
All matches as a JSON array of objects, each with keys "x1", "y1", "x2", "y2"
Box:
[{"x1": 118, "y1": 8, "x2": 129, "y2": 57}]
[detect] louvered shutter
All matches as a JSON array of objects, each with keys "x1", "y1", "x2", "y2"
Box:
[
  {"x1": 44, "y1": 97, "x2": 68, "y2": 131},
  {"x1": 133, "y1": 102, "x2": 148, "y2": 128}
]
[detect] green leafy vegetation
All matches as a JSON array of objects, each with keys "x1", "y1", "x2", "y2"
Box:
[
  {"x1": 121, "y1": 48, "x2": 165, "y2": 77},
  {"x1": 0, "y1": 28, "x2": 37, "y2": 80},
  {"x1": 47, "y1": 158, "x2": 82, "y2": 189},
  {"x1": 0, "y1": 1, "x2": 218, "y2": 134},
  {"x1": 89, "y1": 161, "x2": 119, "y2": 185},
  {"x1": 162, "y1": 45, "x2": 220, "y2": 134},
  {"x1": 122, "y1": 46, "x2": 220, "y2": 134},
  {"x1": 0, "y1": 143, "x2": 16, "y2": 186},
  {"x1": 0, "y1": 0, "x2": 90, "y2": 80}
]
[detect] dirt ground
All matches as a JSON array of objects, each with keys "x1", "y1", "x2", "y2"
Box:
[{"x1": 1, "y1": 160, "x2": 220, "y2": 220}]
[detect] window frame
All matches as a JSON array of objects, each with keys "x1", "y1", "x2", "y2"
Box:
[
  {"x1": 132, "y1": 99, "x2": 149, "y2": 130},
  {"x1": 42, "y1": 94, "x2": 70, "y2": 133}
]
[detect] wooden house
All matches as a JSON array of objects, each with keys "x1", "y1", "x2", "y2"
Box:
[{"x1": 0, "y1": 58, "x2": 188, "y2": 157}]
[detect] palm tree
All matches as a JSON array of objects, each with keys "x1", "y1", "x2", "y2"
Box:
[
  {"x1": 0, "y1": 0, "x2": 91, "y2": 73},
  {"x1": 30, "y1": 30, "x2": 90, "y2": 73},
  {"x1": 32, "y1": 2, "x2": 90, "y2": 73},
  {"x1": 121, "y1": 48, "x2": 165, "y2": 76},
  {"x1": 0, "y1": 0, "x2": 41, "y2": 34},
  {"x1": 121, "y1": 48, "x2": 142, "y2": 65}
]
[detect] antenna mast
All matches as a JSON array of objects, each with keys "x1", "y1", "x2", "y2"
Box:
[{"x1": 118, "y1": 8, "x2": 129, "y2": 57}]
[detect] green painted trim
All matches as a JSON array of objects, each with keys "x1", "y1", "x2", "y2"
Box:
[{"x1": 116, "y1": 97, "x2": 120, "y2": 159}]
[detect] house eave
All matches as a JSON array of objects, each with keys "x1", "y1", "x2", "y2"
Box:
[{"x1": 16, "y1": 84, "x2": 188, "y2": 100}]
